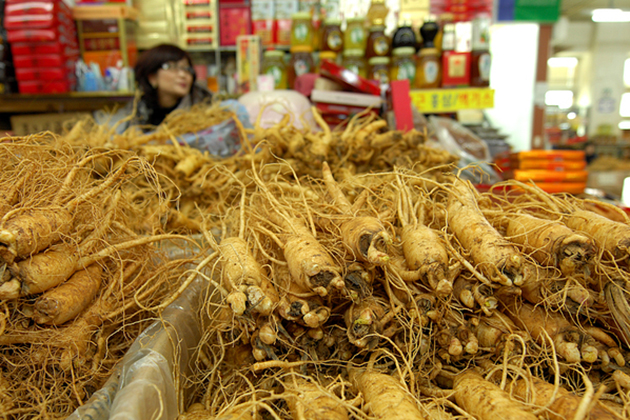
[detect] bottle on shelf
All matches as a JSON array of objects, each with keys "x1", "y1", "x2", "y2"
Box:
[
  {"x1": 366, "y1": 18, "x2": 390, "y2": 59},
  {"x1": 288, "y1": 45, "x2": 314, "y2": 88},
  {"x1": 291, "y1": 12, "x2": 314, "y2": 47},
  {"x1": 321, "y1": 18, "x2": 343, "y2": 53},
  {"x1": 392, "y1": 17, "x2": 416, "y2": 50},
  {"x1": 391, "y1": 47, "x2": 416, "y2": 85},
  {"x1": 342, "y1": 49, "x2": 367, "y2": 78},
  {"x1": 366, "y1": 0, "x2": 389, "y2": 25},
  {"x1": 416, "y1": 16, "x2": 441, "y2": 88},
  {"x1": 368, "y1": 56, "x2": 390, "y2": 84},
  {"x1": 470, "y1": 15, "x2": 491, "y2": 87},
  {"x1": 261, "y1": 50, "x2": 288, "y2": 90},
  {"x1": 345, "y1": 17, "x2": 366, "y2": 51},
  {"x1": 441, "y1": 22, "x2": 470, "y2": 87}
]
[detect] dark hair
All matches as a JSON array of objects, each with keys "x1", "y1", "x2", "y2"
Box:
[{"x1": 134, "y1": 44, "x2": 196, "y2": 106}]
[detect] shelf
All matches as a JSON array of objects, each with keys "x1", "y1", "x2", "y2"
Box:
[
  {"x1": 0, "y1": 92, "x2": 135, "y2": 113},
  {"x1": 213, "y1": 44, "x2": 290, "y2": 52},
  {"x1": 409, "y1": 87, "x2": 494, "y2": 113}
]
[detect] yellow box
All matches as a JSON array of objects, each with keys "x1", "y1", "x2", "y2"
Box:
[{"x1": 236, "y1": 35, "x2": 261, "y2": 94}]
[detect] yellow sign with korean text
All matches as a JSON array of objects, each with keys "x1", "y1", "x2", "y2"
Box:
[{"x1": 409, "y1": 88, "x2": 494, "y2": 112}]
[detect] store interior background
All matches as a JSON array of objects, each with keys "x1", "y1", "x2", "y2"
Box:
[
  {"x1": 4, "y1": 0, "x2": 630, "y2": 170},
  {"x1": 490, "y1": 0, "x2": 630, "y2": 156}
]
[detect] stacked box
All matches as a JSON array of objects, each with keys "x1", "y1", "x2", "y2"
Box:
[
  {"x1": 4, "y1": 0, "x2": 79, "y2": 93},
  {"x1": 180, "y1": 0, "x2": 218, "y2": 50},
  {"x1": 251, "y1": 0, "x2": 274, "y2": 46},
  {"x1": 219, "y1": 0, "x2": 251, "y2": 46},
  {"x1": 274, "y1": 0, "x2": 298, "y2": 46},
  {"x1": 496, "y1": 150, "x2": 588, "y2": 195},
  {"x1": 73, "y1": 5, "x2": 138, "y2": 76}
]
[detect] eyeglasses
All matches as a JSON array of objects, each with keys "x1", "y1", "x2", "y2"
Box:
[{"x1": 160, "y1": 62, "x2": 195, "y2": 75}]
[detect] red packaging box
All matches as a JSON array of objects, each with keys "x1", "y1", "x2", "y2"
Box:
[
  {"x1": 15, "y1": 63, "x2": 74, "y2": 82},
  {"x1": 253, "y1": 19, "x2": 274, "y2": 46},
  {"x1": 187, "y1": 25, "x2": 214, "y2": 33},
  {"x1": 10, "y1": 41, "x2": 78, "y2": 55},
  {"x1": 13, "y1": 53, "x2": 78, "y2": 68},
  {"x1": 4, "y1": 0, "x2": 74, "y2": 29},
  {"x1": 219, "y1": 6, "x2": 251, "y2": 46},
  {"x1": 319, "y1": 59, "x2": 381, "y2": 96},
  {"x1": 7, "y1": 25, "x2": 77, "y2": 43},
  {"x1": 18, "y1": 79, "x2": 73, "y2": 94},
  {"x1": 442, "y1": 51, "x2": 471, "y2": 87},
  {"x1": 275, "y1": 19, "x2": 291, "y2": 46},
  {"x1": 83, "y1": 37, "x2": 120, "y2": 51},
  {"x1": 315, "y1": 102, "x2": 378, "y2": 117}
]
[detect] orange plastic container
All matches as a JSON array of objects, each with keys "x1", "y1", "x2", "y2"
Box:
[
  {"x1": 511, "y1": 182, "x2": 586, "y2": 195},
  {"x1": 510, "y1": 170, "x2": 589, "y2": 183},
  {"x1": 511, "y1": 160, "x2": 587, "y2": 171},
  {"x1": 511, "y1": 150, "x2": 585, "y2": 161}
]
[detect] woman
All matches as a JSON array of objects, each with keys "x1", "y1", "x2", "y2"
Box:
[{"x1": 104, "y1": 43, "x2": 212, "y2": 132}]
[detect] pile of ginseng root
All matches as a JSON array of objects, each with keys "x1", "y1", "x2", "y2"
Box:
[
  {"x1": 177, "y1": 161, "x2": 630, "y2": 420},
  {"x1": 61, "y1": 105, "x2": 456, "y2": 234},
  {"x1": 0, "y1": 134, "x2": 199, "y2": 419}
]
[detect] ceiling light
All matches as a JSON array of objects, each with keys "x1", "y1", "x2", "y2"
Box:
[
  {"x1": 548, "y1": 57, "x2": 578, "y2": 67},
  {"x1": 592, "y1": 8, "x2": 630, "y2": 22}
]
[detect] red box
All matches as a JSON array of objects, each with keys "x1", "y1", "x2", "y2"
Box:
[
  {"x1": 7, "y1": 25, "x2": 77, "y2": 43},
  {"x1": 442, "y1": 51, "x2": 471, "y2": 87},
  {"x1": 13, "y1": 53, "x2": 78, "y2": 68},
  {"x1": 4, "y1": 0, "x2": 74, "y2": 29},
  {"x1": 10, "y1": 41, "x2": 78, "y2": 55},
  {"x1": 390, "y1": 79, "x2": 413, "y2": 131},
  {"x1": 319, "y1": 59, "x2": 381, "y2": 96},
  {"x1": 18, "y1": 79, "x2": 73, "y2": 94},
  {"x1": 15, "y1": 63, "x2": 75, "y2": 82},
  {"x1": 315, "y1": 102, "x2": 378, "y2": 117},
  {"x1": 275, "y1": 19, "x2": 291, "y2": 46},
  {"x1": 253, "y1": 19, "x2": 274, "y2": 46},
  {"x1": 219, "y1": 6, "x2": 251, "y2": 46}
]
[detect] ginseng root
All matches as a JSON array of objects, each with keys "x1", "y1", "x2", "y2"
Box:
[
  {"x1": 447, "y1": 178, "x2": 525, "y2": 286},
  {"x1": 452, "y1": 371, "x2": 537, "y2": 420},
  {"x1": 349, "y1": 368, "x2": 426, "y2": 420}
]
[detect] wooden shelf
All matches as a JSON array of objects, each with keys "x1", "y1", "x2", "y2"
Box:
[{"x1": 0, "y1": 92, "x2": 135, "y2": 113}]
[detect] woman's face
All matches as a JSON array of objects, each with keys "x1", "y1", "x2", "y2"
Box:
[{"x1": 148, "y1": 57, "x2": 194, "y2": 107}]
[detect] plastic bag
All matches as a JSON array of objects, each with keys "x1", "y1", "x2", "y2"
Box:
[
  {"x1": 238, "y1": 90, "x2": 317, "y2": 129},
  {"x1": 177, "y1": 99, "x2": 251, "y2": 158},
  {"x1": 429, "y1": 116, "x2": 501, "y2": 184}
]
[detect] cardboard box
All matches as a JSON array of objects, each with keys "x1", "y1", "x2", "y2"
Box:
[{"x1": 11, "y1": 112, "x2": 89, "y2": 136}]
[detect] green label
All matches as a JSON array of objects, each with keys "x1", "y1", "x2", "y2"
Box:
[
  {"x1": 398, "y1": 61, "x2": 416, "y2": 83},
  {"x1": 294, "y1": 23, "x2": 308, "y2": 42},
  {"x1": 350, "y1": 27, "x2": 364, "y2": 44},
  {"x1": 266, "y1": 66, "x2": 282, "y2": 87},
  {"x1": 374, "y1": 36, "x2": 388, "y2": 55},
  {"x1": 327, "y1": 31, "x2": 342, "y2": 49}
]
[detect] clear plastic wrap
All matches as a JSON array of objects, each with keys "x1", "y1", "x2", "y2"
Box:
[
  {"x1": 428, "y1": 116, "x2": 501, "y2": 185},
  {"x1": 67, "y1": 272, "x2": 206, "y2": 420}
]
